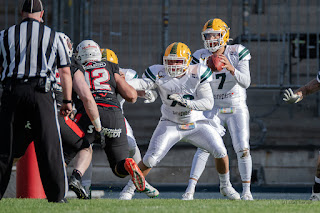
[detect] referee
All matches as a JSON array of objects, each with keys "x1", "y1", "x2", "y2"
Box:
[{"x1": 0, "y1": 0, "x2": 72, "y2": 203}]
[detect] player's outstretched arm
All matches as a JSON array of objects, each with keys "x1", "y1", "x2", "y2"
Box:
[{"x1": 284, "y1": 79, "x2": 320, "y2": 104}]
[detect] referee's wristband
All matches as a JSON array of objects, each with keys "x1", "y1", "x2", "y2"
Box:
[{"x1": 62, "y1": 99, "x2": 73, "y2": 104}]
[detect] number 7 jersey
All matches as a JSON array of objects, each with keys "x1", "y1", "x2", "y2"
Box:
[
  {"x1": 83, "y1": 60, "x2": 121, "y2": 108},
  {"x1": 192, "y1": 44, "x2": 251, "y2": 108}
]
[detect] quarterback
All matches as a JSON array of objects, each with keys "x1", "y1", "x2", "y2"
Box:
[
  {"x1": 128, "y1": 42, "x2": 240, "y2": 200},
  {"x1": 182, "y1": 18, "x2": 253, "y2": 200}
]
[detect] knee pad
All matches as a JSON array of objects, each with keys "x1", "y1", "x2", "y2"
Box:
[
  {"x1": 236, "y1": 148, "x2": 251, "y2": 159},
  {"x1": 143, "y1": 154, "x2": 158, "y2": 168},
  {"x1": 213, "y1": 147, "x2": 227, "y2": 159}
]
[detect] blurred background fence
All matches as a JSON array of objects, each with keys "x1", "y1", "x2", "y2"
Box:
[{"x1": 1, "y1": 0, "x2": 320, "y2": 188}]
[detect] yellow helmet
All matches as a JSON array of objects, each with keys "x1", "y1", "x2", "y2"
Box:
[
  {"x1": 201, "y1": 18, "x2": 230, "y2": 52},
  {"x1": 163, "y1": 42, "x2": 191, "y2": 77},
  {"x1": 101, "y1": 48, "x2": 119, "y2": 64}
]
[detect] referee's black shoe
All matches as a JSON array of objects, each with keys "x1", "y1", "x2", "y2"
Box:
[{"x1": 69, "y1": 175, "x2": 89, "y2": 199}]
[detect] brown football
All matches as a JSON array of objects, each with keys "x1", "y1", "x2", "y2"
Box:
[{"x1": 207, "y1": 54, "x2": 224, "y2": 72}]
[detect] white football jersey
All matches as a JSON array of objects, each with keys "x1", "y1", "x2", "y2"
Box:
[
  {"x1": 117, "y1": 68, "x2": 138, "y2": 112},
  {"x1": 192, "y1": 44, "x2": 251, "y2": 107},
  {"x1": 141, "y1": 64, "x2": 214, "y2": 124}
]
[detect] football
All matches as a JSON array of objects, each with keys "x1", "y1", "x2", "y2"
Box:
[{"x1": 207, "y1": 54, "x2": 224, "y2": 72}]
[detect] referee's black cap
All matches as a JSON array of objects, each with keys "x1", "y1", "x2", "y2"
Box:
[{"x1": 21, "y1": 0, "x2": 44, "y2": 13}]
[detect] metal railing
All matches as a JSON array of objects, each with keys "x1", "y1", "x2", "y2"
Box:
[{"x1": 2, "y1": 0, "x2": 319, "y2": 88}]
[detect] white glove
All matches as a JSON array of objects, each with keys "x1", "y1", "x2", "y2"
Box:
[
  {"x1": 144, "y1": 90, "x2": 158, "y2": 104},
  {"x1": 169, "y1": 94, "x2": 188, "y2": 107},
  {"x1": 283, "y1": 88, "x2": 302, "y2": 104}
]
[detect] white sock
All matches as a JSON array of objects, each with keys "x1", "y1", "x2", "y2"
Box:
[
  {"x1": 186, "y1": 179, "x2": 197, "y2": 193},
  {"x1": 315, "y1": 176, "x2": 320, "y2": 184},
  {"x1": 218, "y1": 171, "x2": 230, "y2": 187},
  {"x1": 242, "y1": 182, "x2": 251, "y2": 194}
]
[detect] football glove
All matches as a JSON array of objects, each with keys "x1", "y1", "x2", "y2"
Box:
[
  {"x1": 95, "y1": 127, "x2": 106, "y2": 149},
  {"x1": 169, "y1": 94, "x2": 188, "y2": 107},
  {"x1": 144, "y1": 90, "x2": 158, "y2": 104},
  {"x1": 283, "y1": 88, "x2": 302, "y2": 104}
]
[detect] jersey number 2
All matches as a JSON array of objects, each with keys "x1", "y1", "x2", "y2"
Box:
[{"x1": 85, "y1": 68, "x2": 111, "y2": 91}]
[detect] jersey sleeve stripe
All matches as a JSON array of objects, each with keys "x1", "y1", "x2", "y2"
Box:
[
  {"x1": 144, "y1": 68, "x2": 156, "y2": 82},
  {"x1": 239, "y1": 47, "x2": 248, "y2": 57},
  {"x1": 200, "y1": 67, "x2": 212, "y2": 83},
  {"x1": 239, "y1": 49, "x2": 250, "y2": 61},
  {"x1": 191, "y1": 56, "x2": 199, "y2": 64},
  {"x1": 133, "y1": 73, "x2": 138, "y2": 79}
]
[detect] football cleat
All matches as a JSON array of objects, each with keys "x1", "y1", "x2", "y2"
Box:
[
  {"x1": 119, "y1": 182, "x2": 136, "y2": 200},
  {"x1": 220, "y1": 185, "x2": 241, "y2": 200},
  {"x1": 124, "y1": 158, "x2": 145, "y2": 191},
  {"x1": 181, "y1": 191, "x2": 194, "y2": 200},
  {"x1": 143, "y1": 181, "x2": 159, "y2": 198},
  {"x1": 68, "y1": 175, "x2": 89, "y2": 199},
  {"x1": 241, "y1": 192, "x2": 254, "y2": 200},
  {"x1": 310, "y1": 190, "x2": 320, "y2": 201}
]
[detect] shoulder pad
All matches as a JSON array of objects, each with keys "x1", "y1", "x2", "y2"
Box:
[
  {"x1": 120, "y1": 68, "x2": 138, "y2": 81},
  {"x1": 191, "y1": 49, "x2": 211, "y2": 65},
  {"x1": 143, "y1": 64, "x2": 164, "y2": 82},
  {"x1": 189, "y1": 64, "x2": 213, "y2": 84},
  {"x1": 237, "y1": 44, "x2": 251, "y2": 61}
]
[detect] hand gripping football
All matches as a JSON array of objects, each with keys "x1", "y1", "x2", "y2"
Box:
[{"x1": 207, "y1": 54, "x2": 224, "y2": 72}]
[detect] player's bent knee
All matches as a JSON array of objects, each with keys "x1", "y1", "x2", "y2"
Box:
[
  {"x1": 213, "y1": 148, "x2": 227, "y2": 159},
  {"x1": 143, "y1": 154, "x2": 158, "y2": 168},
  {"x1": 237, "y1": 148, "x2": 251, "y2": 159}
]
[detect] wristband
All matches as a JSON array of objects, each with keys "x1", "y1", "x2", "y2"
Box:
[
  {"x1": 91, "y1": 117, "x2": 102, "y2": 132},
  {"x1": 63, "y1": 99, "x2": 73, "y2": 104}
]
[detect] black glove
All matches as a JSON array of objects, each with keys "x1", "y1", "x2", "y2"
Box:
[{"x1": 95, "y1": 127, "x2": 106, "y2": 149}]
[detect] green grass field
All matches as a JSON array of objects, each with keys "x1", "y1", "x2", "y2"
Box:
[{"x1": 1, "y1": 198, "x2": 320, "y2": 213}]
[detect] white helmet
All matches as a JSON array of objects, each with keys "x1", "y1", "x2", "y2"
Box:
[
  {"x1": 76, "y1": 40, "x2": 102, "y2": 64},
  {"x1": 57, "y1": 32, "x2": 73, "y2": 58}
]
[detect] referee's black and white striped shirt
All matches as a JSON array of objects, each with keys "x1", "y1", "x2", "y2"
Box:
[{"x1": 0, "y1": 18, "x2": 70, "y2": 81}]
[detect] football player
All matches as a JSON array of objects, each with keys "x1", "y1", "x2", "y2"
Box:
[
  {"x1": 181, "y1": 18, "x2": 253, "y2": 200},
  {"x1": 79, "y1": 48, "x2": 159, "y2": 199},
  {"x1": 128, "y1": 42, "x2": 240, "y2": 200},
  {"x1": 74, "y1": 40, "x2": 145, "y2": 193},
  {"x1": 283, "y1": 78, "x2": 320, "y2": 201}
]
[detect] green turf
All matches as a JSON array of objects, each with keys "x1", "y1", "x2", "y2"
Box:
[{"x1": 1, "y1": 198, "x2": 320, "y2": 213}]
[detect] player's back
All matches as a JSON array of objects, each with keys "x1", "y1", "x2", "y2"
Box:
[{"x1": 83, "y1": 60, "x2": 121, "y2": 108}]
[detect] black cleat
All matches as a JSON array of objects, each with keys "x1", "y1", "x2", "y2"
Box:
[{"x1": 69, "y1": 175, "x2": 89, "y2": 199}]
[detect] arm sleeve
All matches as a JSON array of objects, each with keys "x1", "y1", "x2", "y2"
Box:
[
  {"x1": 185, "y1": 82, "x2": 214, "y2": 111},
  {"x1": 127, "y1": 78, "x2": 157, "y2": 91},
  {"x1": 233, "y1": 59, "x2": 251, "y2": 89},
  {"x1": 56, "y1": 35, "x2": 71, "y2": 68}
]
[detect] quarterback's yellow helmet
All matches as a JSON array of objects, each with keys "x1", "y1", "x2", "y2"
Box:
[
  {"x1": 101, "y1": 48, "x2": 119, "y2": 64},
  {"x1": 163, "y1": 42, "x2": 191, "y2": 77},
  {"x1": 201, "y1": 18, "x2": 230, "y2": 52}
]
